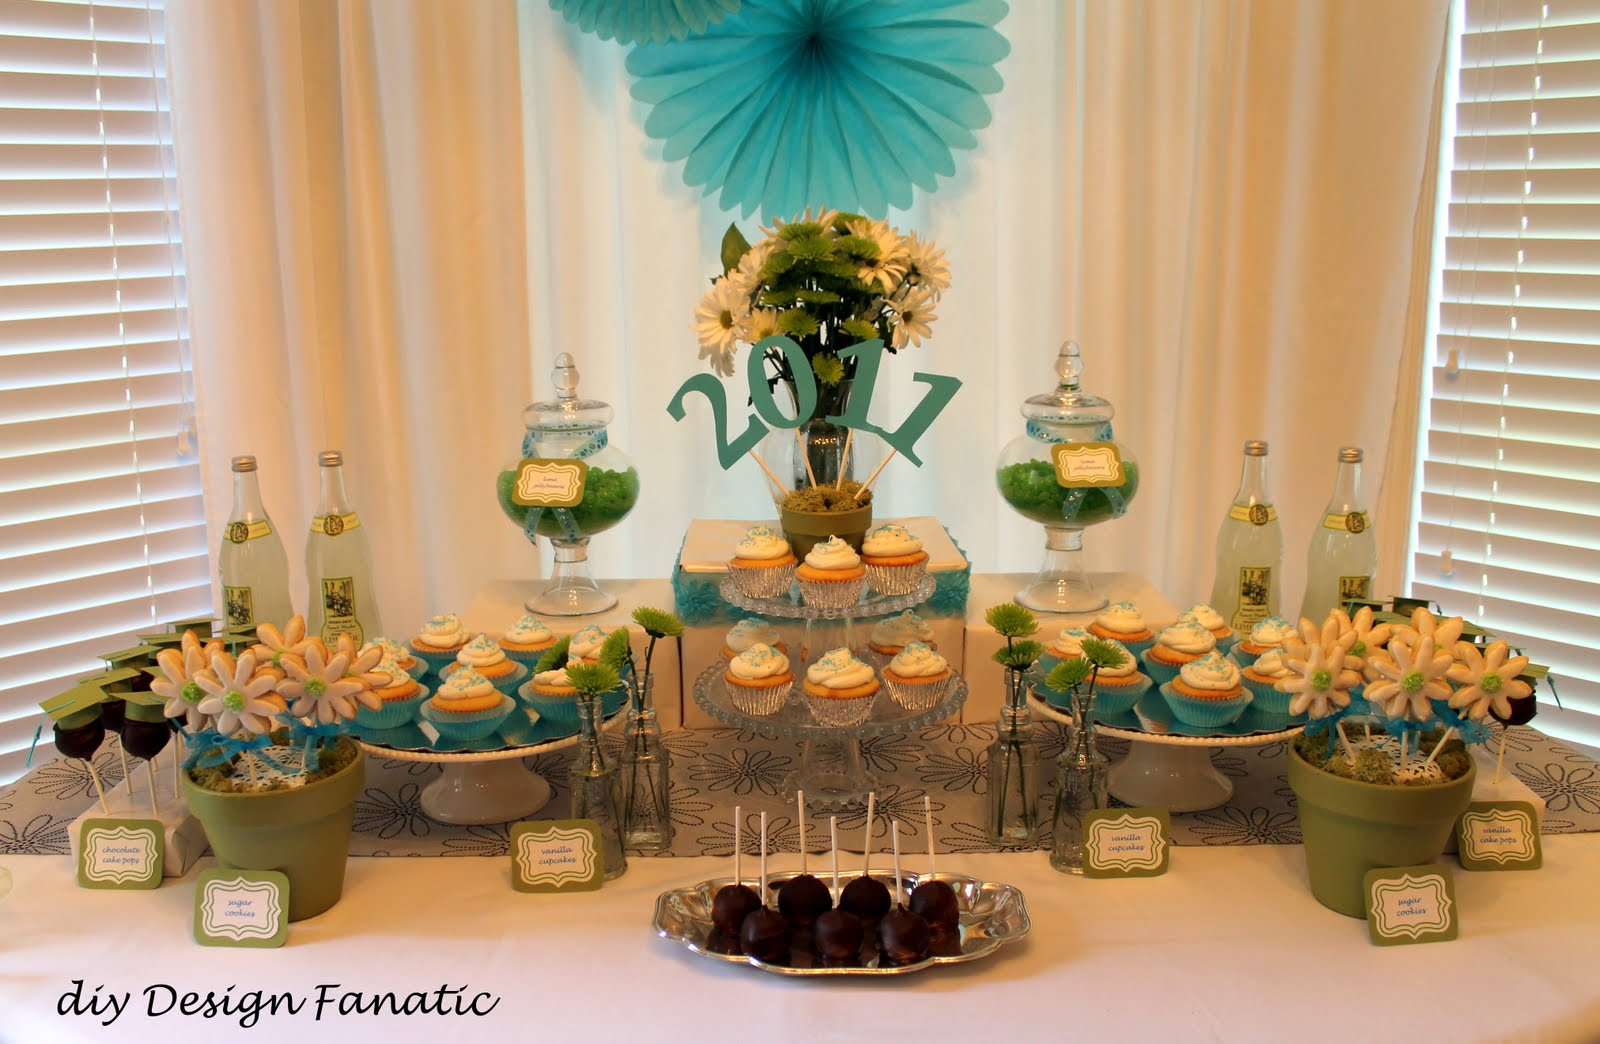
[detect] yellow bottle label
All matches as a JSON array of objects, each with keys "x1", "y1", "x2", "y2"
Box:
[
  {"x1": 1339, "y1": 575, "x2": 1372, "y2": 603},
  {"x1": 222, "y1": 585, "x2": 254, "y2": 628},
  {"x1": 1322, "y1": 511, "x2": 1369, "y2": 533},
  {"x1": 319, "y1": 576, "x2": 362, "y2": 645},
  {"x1": 1231, "y1": 566, "x2": 1273, "y2": 630},
  {"x1": 225, "y1": 520, "x2": 274, "y2": 544},
  {"x1": 1228, "y1": 503, "x2": 1277, "y2": 526},
  {"x1": 310, "y1": 512, "x2": 361, "y2": 537}
]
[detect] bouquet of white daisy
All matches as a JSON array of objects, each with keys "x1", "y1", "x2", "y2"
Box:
[{"x1": 693, "y1": 209, "x2": 949, "y2": 390}]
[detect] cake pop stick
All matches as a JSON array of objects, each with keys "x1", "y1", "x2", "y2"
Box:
[
  {"x1": 759, "y1": 810, "x2": 769, "y2": 901},
  {"x1": 794, "y1": 430, "x2": 818, "y2": 487},
  {"x1": 830, "y1": 815, "x2": 840, "y2": 902},
  {"x1": 1335, "y1": 720, "x2": 1356, "y2": 763},
  {"x1": 797, "y1": 790, "x2": 808, "y2": 874},
  {"x1": 1423, "y1": 726, "x2": 1458, "y2": 768},
  {"x1": 836, "y1": 430, "x2": 854, "y2": 490},
  {"x1": 924, "y1": 795, "x2": 937, "y2": 877},
  {"x1": 1495, "y1": 729, "x2": 1508, "y2": 785},
  {"x1": 172, "y1": 735, "x2": 181, "y2": 791},
  {"x1": 86, "y1": 760, "x2": 110, "y2": 815},
  {"x1": 862, "y1": 791, "x2": 876, "y2": 874},
  {"x1": 116, "y1": 741, "x2": 132, "y2": 799},
  {"x1": 146, "y1": 760, "x2": 160, "y2": 817},
  {"x1": 891, "y1": 820, "x2": 904, "y2": 907}
]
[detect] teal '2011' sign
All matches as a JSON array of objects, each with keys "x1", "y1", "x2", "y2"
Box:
[{"x1": 667, "y1": 337, "x2": 961, "y2": 469}]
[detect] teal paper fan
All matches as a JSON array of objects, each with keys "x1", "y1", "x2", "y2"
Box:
[
  {"x1": 626, "y1": 0, "x2": 1010, "y2": 217},
  {"x1": 549, "y1": 0, "x2": 741, "y2": 45}
]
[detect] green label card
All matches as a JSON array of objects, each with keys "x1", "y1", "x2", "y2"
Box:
[
  {"x1": 193, "y1": 869, "x2": 290, "y2": 948},
  {"x1": 1457, "y1": 801, "x2": 1542, "y2": 871},
  {"x1": 1365, "y1": 865, "x2": 1458, "y2": 946},
  {"x1": 1081, "y1": 808, "x2": 1171, "y2": 878},
  {"x1": 77, "y1": 819, "x2": 163, "y2": 889},
  {"x1": 1050, "y1": 441, "x2": 1124, "y2": 488},
  {"x1": 511, "y1": 819, "x2": 604, "y2": 892},
  {"x1": 511, "y1": 458, "x2": 589, "y2": 507}
]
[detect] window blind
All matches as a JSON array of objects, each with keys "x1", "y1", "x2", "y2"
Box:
[
  {"x1": 1413, "y1": 0, "x2": 1600, "y2": 749},
  {"x1": 0, "y1": 0, "x2": 209, "y2": 784}
]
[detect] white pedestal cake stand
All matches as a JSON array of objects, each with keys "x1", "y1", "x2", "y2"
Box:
[
  {"x1": 356, "y1": 709, "x2": 625, "y2": 826},
  {"x1": 1027, "y1": 690, "x2": 1302, "y2": 813}
]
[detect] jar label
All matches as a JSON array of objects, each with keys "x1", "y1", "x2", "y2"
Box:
[
  {"x1": 310, "y1": 512, "x2": 361, "y2": 536},
  {"x1": 1339, "y1": 575, "x2": 1372, "y2": 603},
  {"x1": 319, "y1": 576, "x2": 361, "y2": 645},
  {"x1": 1322, "y1": 510, "x2": 1369, "y2": 533},
  {"x1": 225, "y1": 520, "x2": 273, "y2": 544},
  {"x1": 1050, "y1": 441, "x2": 1123, "y2": 488},
  {"x1": 1228, "y1": 503, "x2": 1277, "y2": 526},
  {"x1": 512, "y1": 458, "x2": 589, "y2": 507},
  {"x1": 1231, "y1": 566, "x2": 1272, "y2": 629},
  {"x1": 223, "y1": 585, "x2": 253, "y2": 628}
]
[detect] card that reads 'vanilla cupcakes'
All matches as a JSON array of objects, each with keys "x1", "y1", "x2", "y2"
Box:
[{"x1": 511, "y1": 819, "x2": 604, "y2": 893}]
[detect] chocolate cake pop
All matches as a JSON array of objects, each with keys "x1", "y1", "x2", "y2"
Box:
[
  {"x1": 909, "y1": 795, "x2": 959, "y2": 935},
  {"x1": 876, "y1": 821, "x2": 930, "y2": 966},
  {"x1": 777, "y1": 791, "x2": 833, "y2": 927},
  {"x1": 738, "y1": 812, "x2": 790, "y2": 963},
  {"x1": 812, "y1": 815, "x2": 863, "y2": 966},
  {"x1": 711, "y1": 805, "x2": 761, "y2": 937},
  {"x1": 839, "y1": 792, "x2": 891, "y2": 922},
  {"x1": 42, "y1": 684, "x2": 112, "y2": 814},
  {"x1": 119, "y1": 696, "x2": 173, "y2": 817}
]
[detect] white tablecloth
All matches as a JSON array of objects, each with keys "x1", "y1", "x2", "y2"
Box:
[{"x1": 4, "y1": 838, "x2": 1599, "y2": 1043}]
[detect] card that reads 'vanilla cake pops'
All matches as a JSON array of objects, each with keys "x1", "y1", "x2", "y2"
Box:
[{"x1": 1457, "y1": 801, "x2": 1542, "y2": 871}]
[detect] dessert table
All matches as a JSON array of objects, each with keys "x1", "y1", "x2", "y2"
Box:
[{"x1": 3, "y1": 839, "x2": 1599, "y2": 1042}]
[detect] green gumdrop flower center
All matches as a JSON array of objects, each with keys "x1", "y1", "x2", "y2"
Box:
[
  {"x1": 1402, "y1": 671, "x2": 1425, "y2": 694},
  {"x1": 1350, "y1": 639, "x2": 1366, "y2": 657},
  {"x1": 181, "y1": 681, "x2": 204, "y2": 704},
  {"x1": 305, "y1": 678, "x2": 327, "y2": 697},
  {"x1": 222, "y1": 690, "x2": 246, "y2": 712},
  {"x1": 1311, "y1": 669, "x2": 1332, "y2": 692},
  {"x1": 1482, "y1": 672, "x2": 1502, "y2": 693}
]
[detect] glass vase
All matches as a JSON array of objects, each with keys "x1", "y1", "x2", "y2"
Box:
[
  {"x1": 986, "y1": 669, "x2": 1043, "y2": 847},
  {"x1": 1050, "y1": 687, "x2": 1110, "y2": 873},
  {"x1": 619, "y1": 677, "x2": 673, "y2": 853},
  {"x1": 570, "y1": 693, "x2": 627, "y2": 879}
]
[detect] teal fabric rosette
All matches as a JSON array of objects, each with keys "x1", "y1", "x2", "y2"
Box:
[
  {"x1": 549, "y1": 0, "x2": 741, "y2": 44},
  {"x1": 626, "y1": 0, "x2": 1010, "y2": 216}
]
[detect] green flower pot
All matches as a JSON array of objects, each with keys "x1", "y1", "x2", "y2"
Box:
[
  {"x1": 1287, "y1": 743, "x2": 1474, "y2": 918},
  {"x1": 184, "y1": 743, "x2": 365, "y2": 922},
  {"x1": 780, "y1": 502, "x2": 873, "y2": 561}
]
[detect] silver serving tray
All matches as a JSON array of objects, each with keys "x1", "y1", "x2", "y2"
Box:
[{"x1": 652, "y1": 870, "x2": 1031, "y2": 977}]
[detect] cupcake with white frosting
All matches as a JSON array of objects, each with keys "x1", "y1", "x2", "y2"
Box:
[
  {"x1": 1086, "y1": 601, "x2": 1156, "y2": 656},
  {"x1": 1035, "y1": 636, "x2": 1150, "y2": 718},
  {"x1": 419, "y1": 667, "x2": 514, "y2": 741},
  {"x1": 408, "y1": 613, "x2": 470, "y2": 678},
  {"x1": 441, "y1": 632, "x2": 530, "y2": 695},
  {"x1": 1238, "y1": 648, "x2": 1302, "y2": 724},
  {"x1": 1159, "y1": 651, "x2": 1252, "y2": 728},
  {"x1": 1232, "y1": 615, "x2": 1295, "y2": 668},
  {"x1": 567, "y1": 624, "x2": 611, "y2": 665},
  {"x1": 866, "y1": 610, "x2": 936, "y2": 657},
  {"x1": 794, "y1": 536, "x2": 867, "y2": 609},
  {"x1": 354, "y1": 652, "x2": 430, "y2": 730},
  {"x1": 498, "y1": 614, "x2": 558, "y2": 666},
  {"x1": 522, "y1": 663, "x2": 582, "y2": 728},
  {"x1": 726, "y1": 524, "x2": 798, "y2": 599},
  {"x1": 722, "y1": 617, "x2": 786, "y2": 660},
  {"x1": 365, "y1": 636, "x2": 420, "y2": 678},
  {"x1": 801, "y1": 648, "x2": 880, "y2": 726},
  {"x1": 860, "y1": 523, "x2": 929, "y2": 595},
  {"x1": 1035, "y1": 627, "x2": 1093, "y2": 676},
  {"x1": 723, "y1": 642, "x2": 795, "y2": 716},
  {"x1": 882, "y1": 642, "x2": 952, "y2": 711},
  {"x1": 1180, "y1": 603, "x2": 1236, "y2": 652},
  {"x1": 1140, "y1": 620, "x2": 1218, "y2": 686}
]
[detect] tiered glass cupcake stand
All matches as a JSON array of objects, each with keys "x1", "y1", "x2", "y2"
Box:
[
  {"x1": 695, "y1": 575, "x2": 967, "y2": 811},
  {"x1": 354, "y1": 691, "x2": 627, "y2": 826},
  {"x1": 1026, "y1": 687, "x2": 1303, "y2": 813}
]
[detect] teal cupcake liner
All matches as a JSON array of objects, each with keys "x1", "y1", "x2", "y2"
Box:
[
  {"x1": 442, "y1": 660, "x2": 530, "y2": 697},
  {"x1": 1098, "y1": 633, "x2": 1155, "y2": 659},
  {"x1": 1212, "y1": 631, "x2": 1240, "y2": 655},
  {"x1": 498, "y1": 641, "x2": 559, "y2": 669},
  {"x1": 1239, "y1": 671, "x2": 1297, "y2": 717},
  {"x1": 1034, "y1": 669, "x2": 1151, "y2": 719},
  {"x1": 1139, "y1": 648, "x2": 1196, "y2": 688},
  {"x1": 355, "y1": 682, "x2": 431, "y2": 730},
  {"x1": 408, "y1": 642, "x2": 464, "y2": 679},
  {"x1": 519, "y1": 682, "x2": 581, "y2": 729},
  {"x1": 419, "y1": 694, "x2": 515, "y2": 741},
  {"x1": 1229, "y1": 643, "x2": 1274, "y2": 670},
  {"x1": 1158, "y1": 681, "x2": 1252, "y2": 729}
]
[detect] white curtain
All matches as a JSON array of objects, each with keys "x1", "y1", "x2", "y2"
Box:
[
  {"x1": 167, "y1": 0, "x2": 1449, "y2": 632},
  {"x1": 518, "y1": 0, "x2": 1450, "y2": 609},
  {"x1": 166, "y1": 0, "x2": 532, "y2": 633}
]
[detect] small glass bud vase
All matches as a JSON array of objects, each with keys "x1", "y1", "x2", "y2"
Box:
[
  {"x1": 619, "y1": 676, "x2": 673, "y2": 853},
  {"x1": 571, "y1": 693, "x2": 627, "y2": 879},
  {"x1": 986, "y1": 669, "x2": 1044, "y2": 847},
  {"x1": 1050, "y1": 688, "x2": 1110, "y2": 874}
]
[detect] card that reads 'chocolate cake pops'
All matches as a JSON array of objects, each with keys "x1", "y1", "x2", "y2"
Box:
[
  {"x1": 1364, "y1": 865, "x2": 1458, "y2": 946},
  {"x1": 1081, "y1": 808, "x2": 1171, "y2": 879},
  {"x1": 511, "y1": 819, "x2": 604, "y2": 893},
  {"x1": 193, "y1": 870, "x2": 289, "y2": 948},
  {"x1": 1457, "y1": 801, "x2": 1542, "y2": 871},
  {"x1": 77, "y1": 819, "x2": 163, "y2": 889}
]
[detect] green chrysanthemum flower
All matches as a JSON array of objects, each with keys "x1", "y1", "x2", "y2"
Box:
[
  {"x1": 985, "y1": 603, "x2": 1038, "y2": 639},
  {"x1": 633, "y1": 606, "x2": 684, "y2": 639}
]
